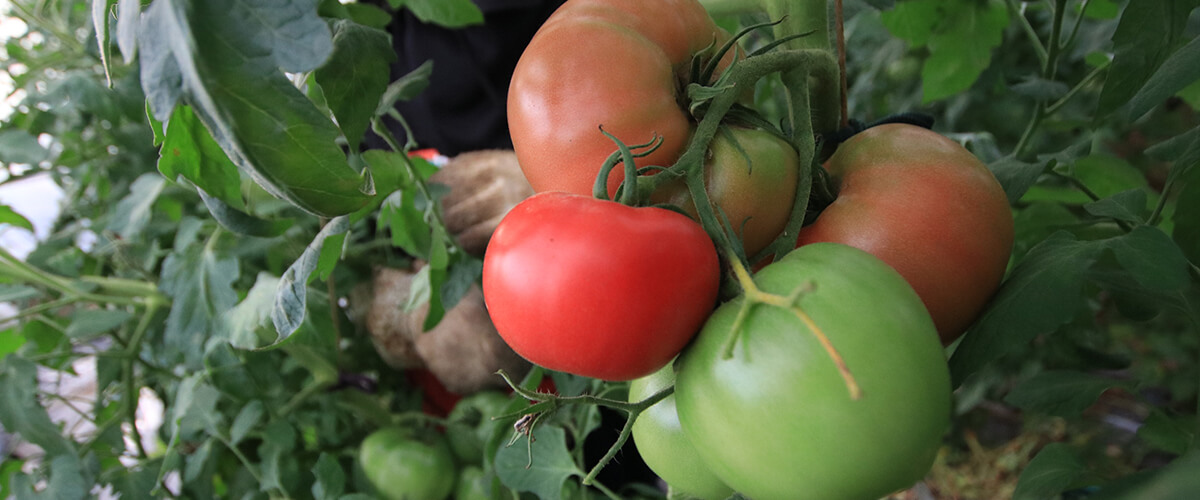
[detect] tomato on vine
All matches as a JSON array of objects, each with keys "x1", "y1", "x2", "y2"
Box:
[
  {"x1": 359, "y1": 427, "x2": 457, "y2": 500},
  {"x1": 482, "y1": 192, "x2": 719, "y2": 381},
  {"x1": 798, "y1": 123, "x2": 1014, "y2": 343}
]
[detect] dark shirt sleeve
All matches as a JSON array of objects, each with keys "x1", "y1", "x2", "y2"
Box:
[{"x1": 364, "y1": 0, "x2": 565, "y2": 156}]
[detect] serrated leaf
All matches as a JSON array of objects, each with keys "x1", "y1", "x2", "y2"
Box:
[
  {"x1": 1095, "y1": 0, "x2": 1200, "y2": 118},
  {"x1": 1083, "y1": 189, "x2": 1148, "y2": 224},
  {"x1": 1003, "y1": 370, "x2": 1127, "y2": 417},
  {"x1": 315, "y1": 20, "x2": 396, "y2": 151},
  {"x1": 0, "y1": 205, "x2": 34, "y2": 232},
  {"x1": 0, "y1": 129, "x2": 49, "y2": 164},
  {"x1": 1127, "y1": 35, "x2": 1200, "y2": 121},
  {"x1": 311, "y1": 452, "x2": 346, "y2": 500},
  {"x1": 106, "y1": 173, "x2": 166, "y2": 240},
  {"x1": 159, "y1": 224, "x2": 240, "y2": 367},
  {"x1": 395, "y1": 0, "x2": 483, "y2": 28},
  {"x1": 158, "y1": 105, "x2": 243, "y2": 208},
  {"x1": 272, "y1": 217, "x2": 350, "y2": 340},
  {"x1": 64, "y1": 308, "x2": 133, "y2": 340},
  {"x1": 495, "y1": 425, "x2": 581, "y2": 500},
  {"x1": 138, "y1": 0, "x2": 371, "y2": 217},
  {"x1": 1013, "y1": 443, "x2": 1099, "y2": 500},
  {"x1": 198, "y1": 189, "x2": 292, "y2": 238},
  {"x1": 989, "y1": 158, "x2": 1045, "y2": 204},
  {"x1": 0, "y1": 357, "x2": 76, "y2": 457}
]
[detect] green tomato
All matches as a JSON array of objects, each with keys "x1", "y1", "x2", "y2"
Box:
[
  {"x1": 359, "y1": 427, "x2": 457, "y2": 500},
  {"x1": 446, "y1": 391, "x2": 513, "y2": 466},
  {"x1": 629, "y1": 363, "x2": 734, "y2": 500},
  {"x1": 675, "y1": 243, "x2": 952, "y2": 500},
  {"x1": 453, "y1": 466, "x2": 493, "y2": 500}
]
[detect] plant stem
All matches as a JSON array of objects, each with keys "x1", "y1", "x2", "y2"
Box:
[
  {"x1": 1005, "y1": 0, "x2": 1048, "y2": 67},
  {"x1": 764, "y1": 0, "x2": 831, "y2": 51},
  {"x1": 698, "y1": 0, "x2": 764, "y2": 17},
  {"x1": 1013, "y1": 0, "x2": 1070, "y2": 160}
]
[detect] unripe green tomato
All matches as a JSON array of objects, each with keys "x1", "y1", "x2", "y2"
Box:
[
  {"x1": 629, "y1": 363, "x2": 735, "y2": 500},
  {"x1": 676, "y1": 243, "x2": 952, "y2": 500},
  {"x1": 445, "y1": 391, "x2": 512, "y2": 466},
  {"x1": 359, "y1": 427, "x2": 457, "y2": 500},
  {"x1": 453, "y1": 466, "x2": 492, "y2": 500}
]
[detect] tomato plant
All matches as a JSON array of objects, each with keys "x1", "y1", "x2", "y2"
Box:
[
  {"x1": 359, "y1": 427, "x2": 457, "y2": 500},
  {"x1": 482, "y1": 192, "x2": 719, "y2": 381},
  {"x1": 675, "y1": 243, "x2": 952, "y2": 500},
  {"x1": 797, "y1": 123, "x2": 1014, "y2": 343},
  {"x1": 444, "y1": 390, "x2": 512, "y2": 466},
  {"x1": 629, "y1": 363, "x2": 733, "y2": 500}
]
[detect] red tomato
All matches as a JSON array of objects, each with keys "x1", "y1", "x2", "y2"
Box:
[
  {"x1": 481, "y1": 192, "x2": 719, "y2": 381},
  {"x1": 797, "y1": 124, "x2": 1013, "y2": 343},
  {"x1": 507, "y1": 0, "x2": 736, "y2": 197}
]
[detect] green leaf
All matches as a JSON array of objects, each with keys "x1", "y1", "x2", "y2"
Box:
[
  {"x1": 989, "y1": 158, "x2": 1045, "y2": 204},
  {"x1": 1095, "y1": 0, "x2": 1200, "y2": 118},
  {"x1": 0, "y1": 284, "x2": 39, "y2": 302},
  {"x1": 63, "y1": 308, "x2": 134, "y2": 340},
  {"x1": 1003, "y1": 371, "x2": 1127, "y2": 417},
  {"x1": 1173, "y1": 171, "x2": 1200, "y2": 264},
  {"x1": 883, "y1": 0, "x2": 1008, "y2": 103},
  {"x1": 92, "y1": 0, "x2": 116, "y2": 83},
  {"x1": 138, "y1": 0, "x2": 372, "y2": 217},
  {"x1": 0, "y1": 357, "x2": 76, "y2": 457},
  {"x1": 106, "y1": 173, "x2": 166, "y2": 240},
  {"x1": 1083, "y1": 189, "x2": 1149, "y2": 224},
  {"x1": 222, "y1": 272, "x2": 280, "y2": 349},
  {"x1": 315, "y1": 20, "x2": 396, "y2": 151},
  {"x1": 1089, "y1": 451, "x2": 1200, "y2": 499},
  {"x1": 258, "y1": 419, "x2": 299, "y2": 494},
  {"x1": 0, "y1": 327, "x2": 26, "y2": 359},
  {"x1": 158, "y1": 105, "x2": 243, "y2": 208},
  {"x1": 1011, "y1": 76, "x2": 1070, "y2": 101},
  {"x1": 1126, "y1": 35, "x2": 1200, "y2": 121},
  {"x1": 116, "y1": 0, "x2": 140, "y2": 63},
  {"x1": 376, "y1": 61, "x2": 434, "y2": 116},
  {"x1": 316, "y1": 232, "x2": 347, "y2": 282},
  {"x1": 159, "y1": 222, "x2": 240, "y2": 367},
  {"x1": 10, "y1": 455, "x2": 89, "y2": 500},
  {"x1": 0, "y1": 129, "x2": 49, "y2": 164},
  {"x1": 272, "y1": 217, "x2": 350, "y2": 340},
  {"x1": 1013, "y1": 443, "x2": 1099, "y2": 500},
  {"x1": 230, "y1": 400, "x2": 264, "y2": 446},
  {"x1": 1136, "y1": 410, "x2": 1194, "y2": 455},
  {"x1": 1105, "y1": 226, "x2": 1191, "y2": 292},
  {"x1": 198, "y1": 188, "x2": 293, "y2": 238},
  {"x1": 311, "y1": 452, "x2": 346, "y2": 500},
  {"x1": 392, "y1": 0, "x2": 483, "y2": 28},
  {"x1": 0, "y1": 205, "x2": 34, "y2": 232},
  {"x1": 495, "y1": 425, "x2": 582, "y2": 500}
]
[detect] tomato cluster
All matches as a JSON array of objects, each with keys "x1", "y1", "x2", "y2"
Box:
[{"x1": 483, "y1": 0, "x2": 1014, "y2": 498}]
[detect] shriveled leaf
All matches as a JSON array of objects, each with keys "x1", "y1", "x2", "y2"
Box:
[
  {"x1": 1013, "y1": 443, "x2": 1099, "y2": 500},
  {"x1": 1003, "y1": 370, "x2": 1128, "y2": 417},
  {"x1": 495, "y1": 425, "x2": 581, "y2": 500},
  {"x1": 106, "y1": 173, "x2": 166, "y2": 240},
  {"x1": 315, "y1": 20, "x2": 396, "y2": 151},
  {"x1": 1095, "y1": 0, "x2": 1200, "y2": 118},
  {"x1": 272, "y1": 217, "x2": 350, "y2": 340}
]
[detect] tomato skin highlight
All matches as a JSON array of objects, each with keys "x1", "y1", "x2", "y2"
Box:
[
  {"x1": 675, "y1": 243, "x2": 952, "y2": 500},
  {"x1": 798, "y1": 124, "x2": 1014, "y2": 343},
  {"x1": 629, "y1": 363, "x2": 734, "y2": 500},
  {"x1": 507, "y1": 0, "x2": 735, "y2": 197},
  {"x1": 482, "y1": 192, "x2": 720, "y2": 381}
]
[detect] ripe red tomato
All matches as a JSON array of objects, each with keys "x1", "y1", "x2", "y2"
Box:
[
  {"x1": 507, "y1": 0, "x2": 738, "y2": 197},
  {"x1": 675, "y1": 243, "x2": 952, "y2": 500},
  {"x1": 653, "y1": 126, "x2": 800, "y2": 257},
  {"x1": 797, "y1": 124, "x2": 1013, "y2": 343},
  {"x1": 629, "y1": 363, "x2": 733, "y2": 500},
  {"x1": 482, "y1": 192, "x2": 719, "y2": 381}
]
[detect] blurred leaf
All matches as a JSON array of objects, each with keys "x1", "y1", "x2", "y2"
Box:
[
  {"x1": 116, "y1": 0, "x2": 140, "y2": 63},
  {"x1": 1095, "y1": 0, "x2": 1200, "y2": 119},
  {"x1": 10, "y1": 455, "x2": 89, "y2": 500},
  {"x1": 1090, "y1": 451, "x2": 1200, "y2": 499},
  {"x1": 1013, "y1": 443, "x2": 1100, "y2": 500},
  {"x1": 990, "y1": 158, "x2": 1045, "y2": 204},
  {"x1": 64, "y1": 308, "x2": 133, "y2": 340},
  {"x1": 315, "y1": 20, "x2": 396, "y2": 151},
  {"x1": 1126, "y1": 35, "x2": 1200, "y2": 121},
  {"x1": 1003, "y1": 370, "x2": 1128, "y2": 417},
  {"x1": 311, "y1": 452, "x2": 346, "y2": 500},
  {"x1": 0, "y1": 206, "x2": 34, "y2": 232},
  {"x1": 230, "y1": 400, "x2": 264, "y2": 447},
  {"x1": 159, "y1": 221, "x2": 240, "y2": 367},
  {"x1": 342, "y1": 3, "x2": 393, "y2": 29},
  {"x1": 258, "y1": 419, "x2": 299, "y2": 494},
  {"x1": 1084, "y1": 189, "x2": 1149, "y2": 224},
  {"x1": 223, "y1": 272, "x2": 281, "y2": 349},
  {"x1": 0, "y1": 130, "x2": 49, "y2": 164},
  {"x1": 495, "y1": 425, "x2": 581, "y2": 500},
  {"x1": 0, "y1": 284, "x2": 39, "y2": 302},
  {"x1": 198, "y1": 189, "x2": 292, "y2": 238},
  {"x1": 158, "y1": 105, "x2": 243, "y2": 209},
  {"x1": 138, "y1": 0, "x2": 371, "y2": 217},
  {"x1": 106, "y1": 173, "x2": 166, "y2": 240},
  {"x1": 0, "y1": 357, "x2": 76, "y2": 457},
  {"x1": 0, "y1": 327, "x2": 25, "y2": 359},
  {"x1": 273, "y1": 217, "x2": 349, "y2": 340},
  {"x1": 1011, "y1": 76, "x2": 1070, "y2": 101},
  {"x1": 1137, "y1": 410, "x2": 1194, "y2": 455},
  {"x1": 92, "y1": 0, "x2": 116, "y2": 82},
  {"x1": 1174, "y1": 172, "x2": 1199, "y2": 264},
  {"x1": 882, "y1": 0, "x2": 1008, "y2": 102},
  {"x1": 389, "y1": 0, "x2": 483, "y2": 28}
]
